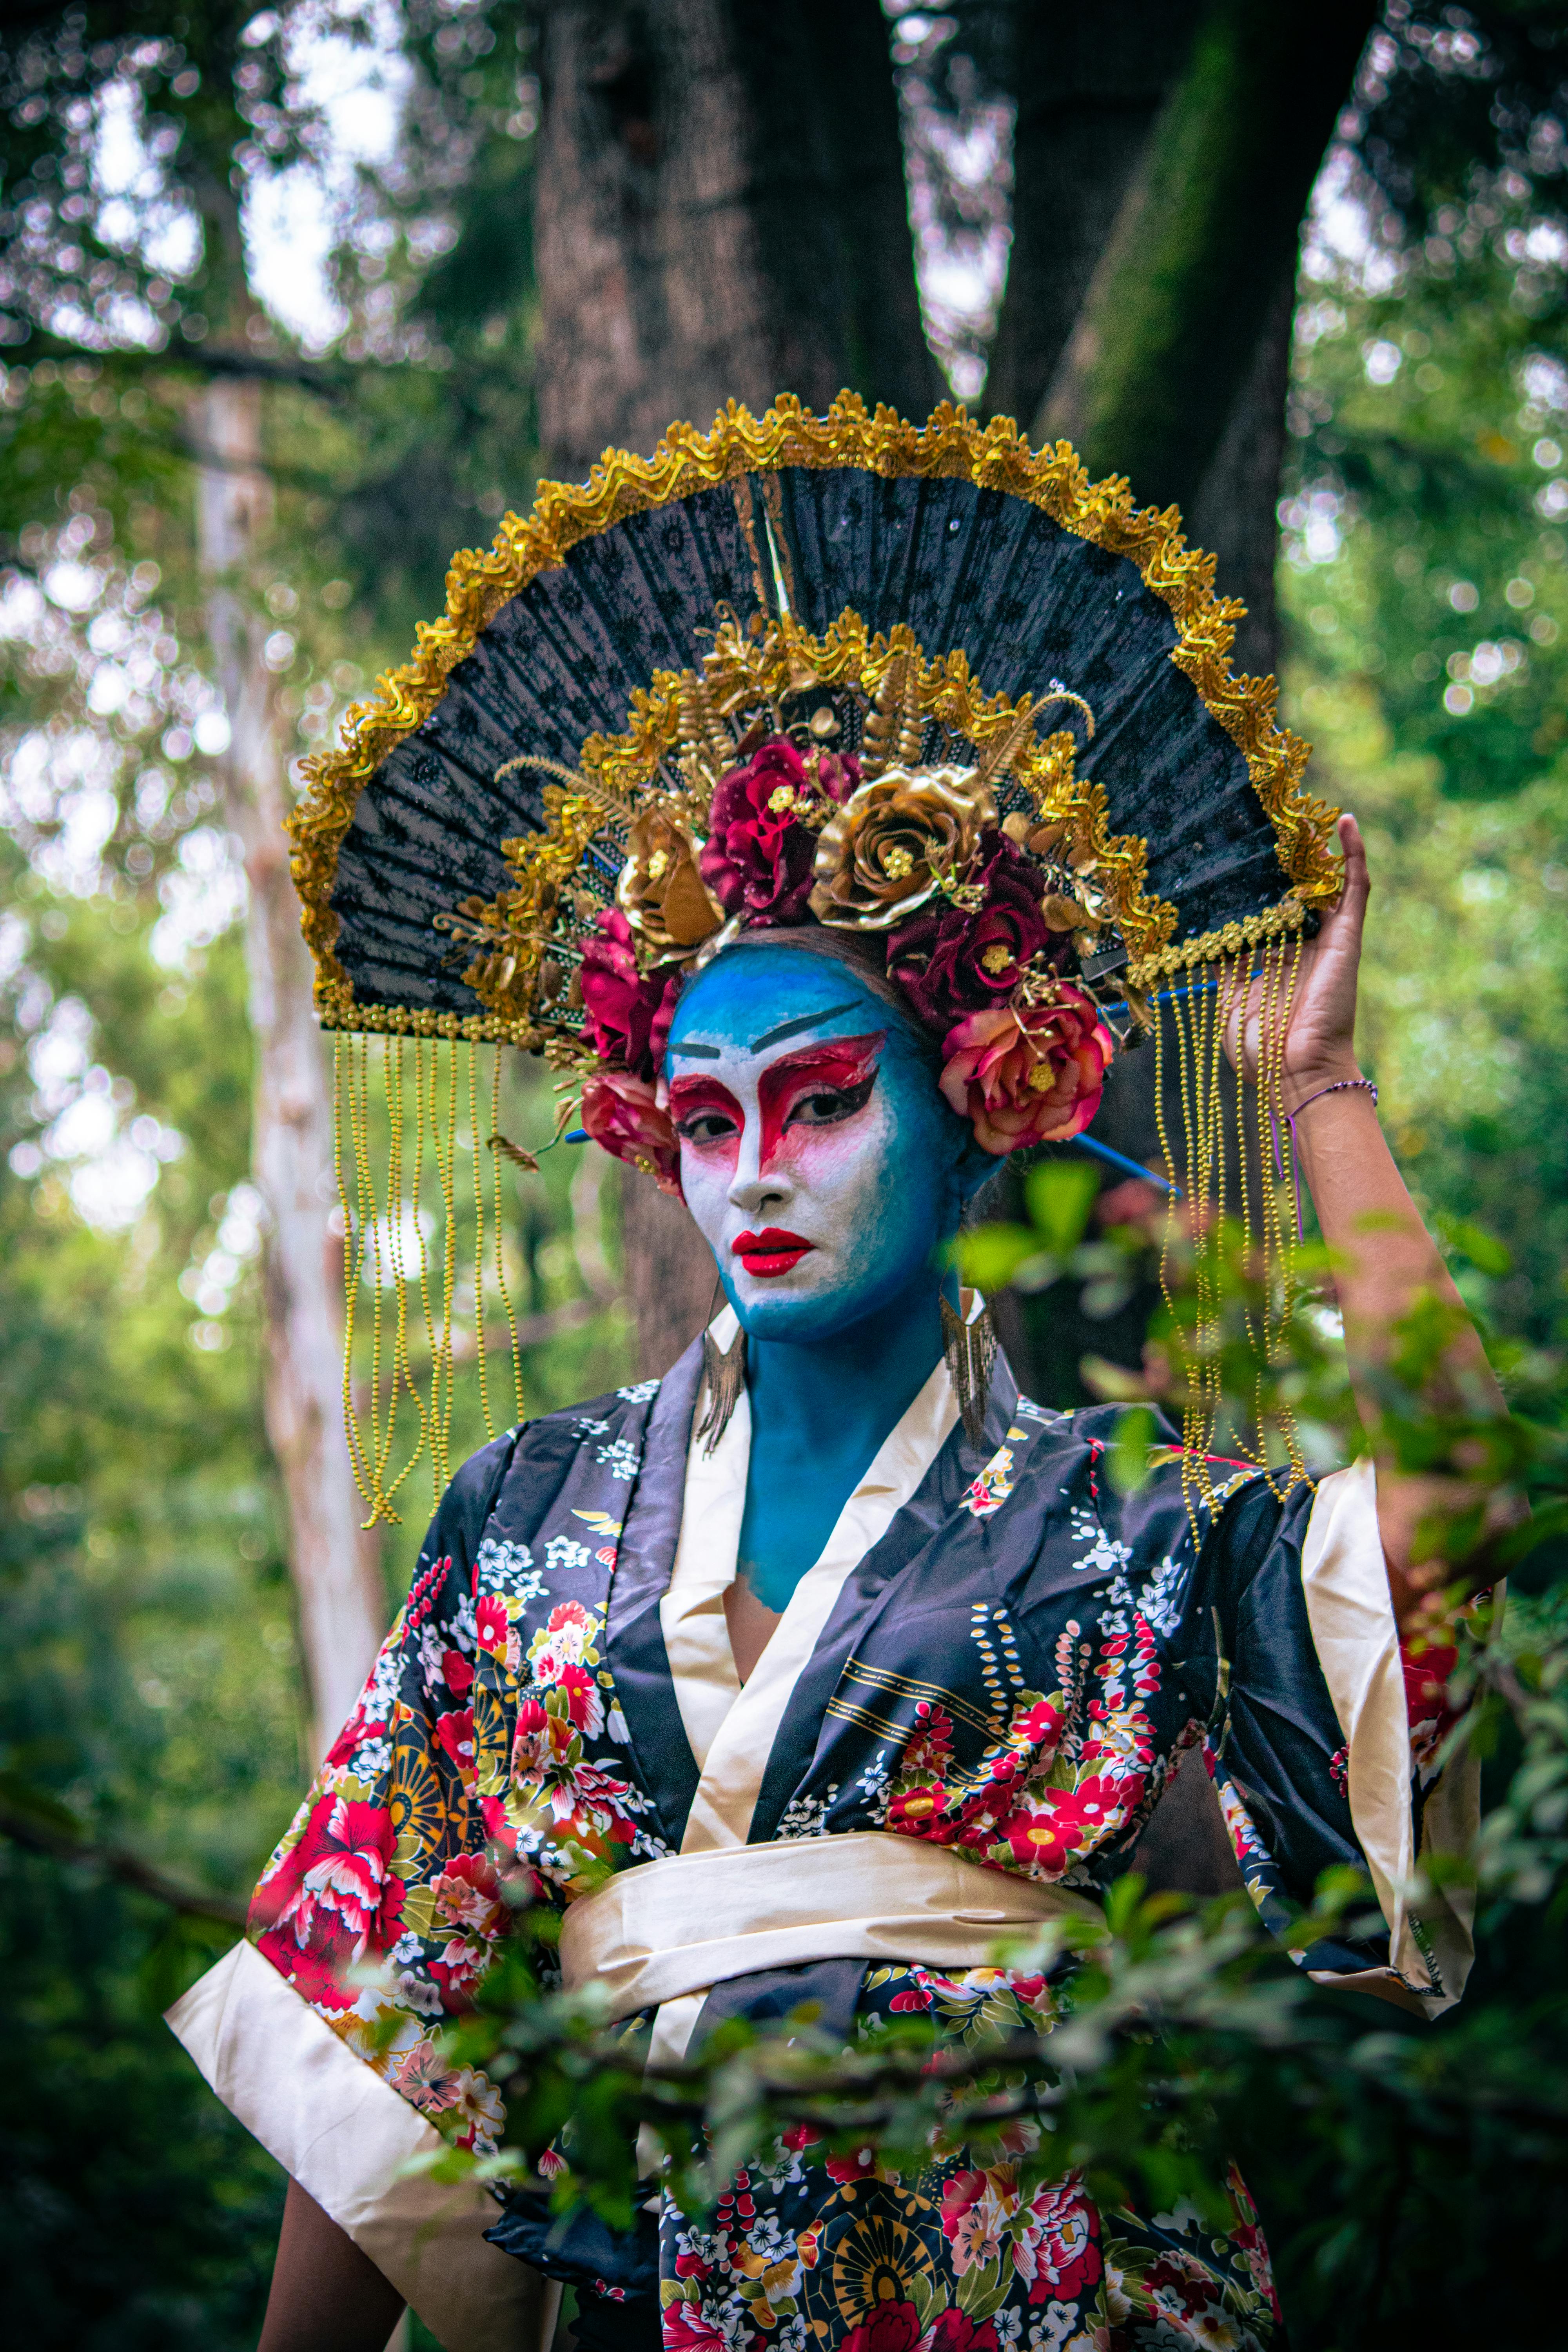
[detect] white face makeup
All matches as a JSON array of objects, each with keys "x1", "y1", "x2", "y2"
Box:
[{"x1": 664, "y1": 949, "x2": 971, "y2": 1343}]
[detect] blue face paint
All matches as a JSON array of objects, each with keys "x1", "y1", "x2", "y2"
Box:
[
  {"x1": 665, "y1": 947, "x2": 993, "y2": 1619},
  {"x1": 666, "y1": 947, "x2": 982, "y2": 1346}
]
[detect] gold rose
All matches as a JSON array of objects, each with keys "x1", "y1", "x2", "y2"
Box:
[
  {"x1": 809, "y1": 767, "x2": 996, "y2": 932},
  {"x1": 616, "y1": 800, "x2": 724, "y2": 959}
]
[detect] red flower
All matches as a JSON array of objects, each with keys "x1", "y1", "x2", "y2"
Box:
[
  {"x1": 887, "y1": 833, "x2": 1048, "y2": 1028},
  {"x1": 824, "y1": 2144, "x2": 880, "y2": 2184},
  {"x1": 581, "y1": 1071, "x2": 682, "y2": 1196},
  {"x1": 840, "y1": 2299, "x2": 924, "y2": 2352},
  {"x1": 551, "y1": 1662, "x2": 604, "y2": 1737},
  {"x1": 927, "y1": 2315, "x2": 1000, "y2": 2351},
  {"x1": 889, "y1": 1982, "x2": 934, "y2": 2012},
  {"x1": 430, "y1": 1850, "x2": 505, "y2": 1934},
  {"x1": 1011, "y1": 1697, "x2": 1066, "y2": 1748},
  {"x1": 441, "y1": 1647, "x2": 474, "y2": 1695},
  {"x1": 814, "y1": 747, "x2": 862, "y2": 804},
  {"x1": 662, "y1": 2302, "x2": 730, "y2": 2350},
  {"x1": 579, "y1": 907, "x2": 681, "y2": 1079},
  {"x1": 1000, "y1": 1801, "x2": 1077, "y2": 1877},
  {"x1": 250, "y1": 1794, "x2": 397, "y2": 1987},
  {"x1": 699, "y1": 737, "x2": 819, "y2": 925},
  {"x1": 888, "y1": 1779, "x2": 947, "y2": 1833},
  {"x1": 475, "y1": 1594, "x2": 514, "y2": 1665},
  {"x1": 938, "y1": 986, "x2": 1113, "y2": 1154},
  {"x1": 433, "y1": 1706, "x2": 476, "y2": 1776}
]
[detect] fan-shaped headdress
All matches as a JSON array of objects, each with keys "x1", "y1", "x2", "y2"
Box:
[{"x1": 292, "y1": 395, "x2": 1339, "y2": 1522}]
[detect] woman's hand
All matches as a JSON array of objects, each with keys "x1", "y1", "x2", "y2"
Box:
[{"x1": 1222, "y1": 812, "x2": 1368, "y2": 1108}]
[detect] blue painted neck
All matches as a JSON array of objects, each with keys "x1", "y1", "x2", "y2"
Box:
[{"x1": 742, "y1": 1270, "x2": 950, "y2": 1466}]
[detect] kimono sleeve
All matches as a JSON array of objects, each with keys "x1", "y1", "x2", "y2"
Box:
[
  {"x1": 163, "y1": 1433, "x2": 544, "y2": 2352},
  {"x1": 246, "y1": 1428, "x2": 522, "y2": 2133},
  {"x1": 1201, "y1": 1457, "x2": 1479, "y2": 2017}
]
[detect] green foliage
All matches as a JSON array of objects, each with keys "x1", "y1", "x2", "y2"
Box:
[
  {"x1": 1280, "y1": 60, "x2": 1568, "y2": 1348},
  {"x1": 0, "y1": 6, "x2": 1564, "y2": 2343},
  {"x1": 436, "y1": 1190, "x2": 1568, "y2": 2346}
]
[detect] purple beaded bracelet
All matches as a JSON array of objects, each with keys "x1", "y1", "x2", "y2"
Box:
[{"x1": 1271, "y1": 1077, "x2": 1379, "y2": 1242}]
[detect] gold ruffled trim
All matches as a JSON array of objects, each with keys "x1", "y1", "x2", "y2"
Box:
[
  {"x1": 459, "y1": 609, "x2": 1163, "y2": 1037},
  {"x1": 289, "y1": 390, "x2": 1340, "y2": 1033},
  {"x1": 1125, "y1": 898, "x2": 1311, "y2": 989}
]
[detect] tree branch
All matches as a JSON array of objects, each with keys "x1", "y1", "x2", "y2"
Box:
[
  {"x1": 10, "y1": 325, "x2": 353, "y2": 399},
  {"x1": 0, "y1": 1792, "x2": 248, "y2": 1927}
]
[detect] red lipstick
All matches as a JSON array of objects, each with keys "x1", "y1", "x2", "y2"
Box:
[{"x1": 731, "y1": 1227, "x2": 815, "y2": 1278}]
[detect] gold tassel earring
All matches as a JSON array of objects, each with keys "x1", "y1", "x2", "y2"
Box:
[
  {"x1": 940, "y1": 1296, "x2": 997, "y2": 1449},
  {"x1": 696, "y1": 1320, "x2": 748, "y2": 1454}
]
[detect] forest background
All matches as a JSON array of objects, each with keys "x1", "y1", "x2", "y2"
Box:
[{"x1": 2, "y1": 1, "x2": 1568, "y2": 2345}]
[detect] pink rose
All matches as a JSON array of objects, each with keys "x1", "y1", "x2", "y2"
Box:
[
  {"x1": 578, "y1": 907, "x2": 680, "y2": 1079},
  {"x1": 581, "y1": 1071, "x2": 682, "y2": 1196},
  {"x1": 886, "y1": 833, "x2": 1048, "y2": 1028},
  {"x1": 698, "y1": 736, "x2": 819, "y2": 924},
  {"x1": 938, "y1": 987, "x2": 1113, "y2": 1154}
]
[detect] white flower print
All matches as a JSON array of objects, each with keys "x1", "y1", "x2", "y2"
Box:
[
  {"x1": 617, "y1": 1378, "x2": 661, "y2": 1402},
  {"x1": 596, "y1": 1436, "x2": 640, "y2": 1481},
  {"x1": 1069, "y1": 1505, "x2": 1132, "y2": 1578},
  {"x1": 544, "y1": 1534, "x2": 592, "y2": 1573},
  {"x1": 474, "y1": 1535, "x2": 541, "y2": 1601},
  {"x1": 1138, "y1": 1553, "x2": 1189, "y2": 1637},
  {"x1": 775, "y1": 1787, "x2": 838, "y2": 1840}
]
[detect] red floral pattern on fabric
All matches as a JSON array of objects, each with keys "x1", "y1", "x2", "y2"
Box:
[
  {"x1": 881, "y1": 1611, "x2": 1162, "y2": 1880},
  {"x1": 1402, "y1": 1635, "x2": 1459, "y2": 1781}
]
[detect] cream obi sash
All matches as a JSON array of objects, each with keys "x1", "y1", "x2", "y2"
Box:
[{"x1": 559, "y1": 1829, "x2": 1105, "y2": 2021}]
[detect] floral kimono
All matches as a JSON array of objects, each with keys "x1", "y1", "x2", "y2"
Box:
[{"x1": 169, "y1": 1324, "x2": 1475, "y2": 2352}]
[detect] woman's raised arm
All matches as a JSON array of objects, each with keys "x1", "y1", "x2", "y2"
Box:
[{"x1": 1246, "y1": 812, "x2": 1506, "y2": 1629}]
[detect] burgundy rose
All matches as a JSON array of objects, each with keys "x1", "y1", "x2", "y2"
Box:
[
  {"x1": 813, "y1": 746, "x2": 862, "y2": 804},
  {"x1": 886, "y1": 831, "x2": 1048, "y2": 1028},
  {"x1": 698, "y1": 736, "x2": 818, "y2": 925},
  {"x1": 578, "y1": 907, "x2": 680, "y2": 1078}
]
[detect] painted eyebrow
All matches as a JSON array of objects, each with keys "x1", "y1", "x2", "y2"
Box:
[
  {"x1": 666, "y1": 1039, "x2": 724, "y2": 1059},
  {"x1": 750, "y1": 1000, "x2": 865, "y2": 1052}
]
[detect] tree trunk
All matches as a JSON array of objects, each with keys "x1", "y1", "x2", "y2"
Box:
[
  {"x1": 197, "y1": 378, "x2": 385, "y2": 1759},
  {"x1": 534, "y1": 0, "x2": 940, "y2": 1376},
  {"x1": 983, "y1": 0, "x2": 1202, "y2": 433},
  {"x1": 1031, "y1": 0, "x2": 1375, "y2": 517}
]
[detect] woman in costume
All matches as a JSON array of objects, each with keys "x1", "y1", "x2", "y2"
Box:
[{"x1": 169, "y1": 399, "x2": 1493, "y2": 2352}]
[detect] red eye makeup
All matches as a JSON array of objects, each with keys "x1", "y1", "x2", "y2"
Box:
[
  {"x1": 757, "y1": 1032, "x2": 885, "y2": 1167},
  {"x1": 668, "y1": 1074, "x2": 744, "y2": 1152}
]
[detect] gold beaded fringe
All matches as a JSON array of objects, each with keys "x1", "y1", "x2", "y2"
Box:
[
  {"x1": 334, "y1": 1034, "x2": 524, "y2": 1526},
  {"x1": 1151, "y1": 931, "x2": 1310, "y2": 1518}
]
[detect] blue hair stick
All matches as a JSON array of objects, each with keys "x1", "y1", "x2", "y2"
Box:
[{"x1": 1067, "y1": 1132, "x2": 1181, "y2": 1196}]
